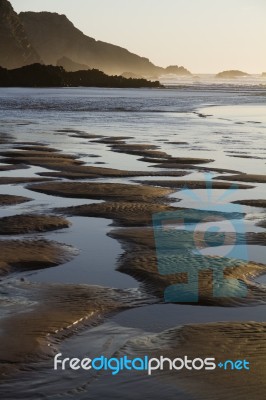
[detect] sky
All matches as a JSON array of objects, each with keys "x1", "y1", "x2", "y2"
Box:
[{"x1": 11, "y1": 0, "x2": 266, "y2": 74}]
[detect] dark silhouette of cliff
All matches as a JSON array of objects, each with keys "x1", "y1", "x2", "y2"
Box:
[
  {"x1": 19, "y1": 12, "x2": 160, "y2": 76},
  {"x1": 19, "y1": 12, "x2": 191, "y2": 77},
  {"x1": 0, "y1": 63, "x2": 163, "y2": 88},
  {"x1": 0, "y1": 0, "x2": 41, "y2": 69},
  {"x1": 0, "y1": 1, "x2": 191, "y2": 77}
]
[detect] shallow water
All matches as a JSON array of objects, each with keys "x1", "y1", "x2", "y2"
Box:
[{"x1": 29, "y1": 217, "x2": 136, "y2": 288}]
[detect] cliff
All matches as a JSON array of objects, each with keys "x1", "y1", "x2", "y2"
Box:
[
  {"x1": 19, "y1": 11, "x2": 162, "y2": 76},
  {"x1": 19, "y1": 11, "x2": 191, "y2": 77},
  {"x1": 0, "y1": 2, "x2": 191, "y2": 77},
  {"x1": 0, "y1": 0, "x2": 41, "y2": 69}
]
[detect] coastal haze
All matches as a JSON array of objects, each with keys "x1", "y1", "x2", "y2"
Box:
[
  {"x1": 0, "y1": 1, "x2": 266, "y2": 400},
  {"x1": 9, "y1": 0, "x2": 266, "y2": 74}
]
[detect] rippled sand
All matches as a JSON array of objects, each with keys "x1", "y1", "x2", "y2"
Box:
[
  {"x1": 0, "y1": 214, "x2": 70, "y2": 235},
  {"x1": 0, "y1": 89, "x2": 265, "y2": 398},
  {"x1": 0, "y1": 281, "x2": 139, "y2": 377},
  {"x1": 0, "y1": 194, "x2": 31, "y2": 206},
  {"x1": 0, "y1": 240, "x2": 76, "y2": 276},
  {"x1": 120, "y1": 321, "x2": 266, "y2": 400}
]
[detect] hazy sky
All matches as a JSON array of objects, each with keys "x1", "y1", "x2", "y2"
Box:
[{"x1": 11, "y1": 0, "x2": 265, "y2": 73}]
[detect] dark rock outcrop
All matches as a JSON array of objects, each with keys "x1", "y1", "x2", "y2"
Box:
[
  {"x1": 0, "y1": 63, "x2": 162, "y2": 88},
  {"x1": 0, "y1": 0, "x2": 41, "y2": 69},
  {"x1": 164, "y1": 65, "x2": 191, "y2": 75},
  {"x1": 216, "y1": 70, "x2": 249, "y2": 78}
]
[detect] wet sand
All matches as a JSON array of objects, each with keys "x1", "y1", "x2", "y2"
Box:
[
  {"x1": 1, "y1": 135, "x2": 265, "y2": 343},
  {"x1": 27, "y1": 181, "x2": 174, "y2": 202},
  {"x1": 1, "y1": 145, "x2": 193, "y2": 179},
  {"x1": 216, "y1": 174, "x2": 266, "y2": 183},
  {"x1": 133, "y1": 179, "x2": 254, "y2": 189},
  {"x1": 0, "y1": 96, "x2": 265, "y2": 399},
  {"x1": 146, "y1": 156, "x2": 215, "y2": 164},
  {"x1": 36, "y1": 169, "x2": 189, "y2": 179},
  {"x1": 0, "y1": 177, "x2": 55, "y2": 185},
  {"x1": 257, "y1": 220, "x2": 266, "y2": 229},
  {"x1": 143, "y1": 160, "x2": 243, "y2": 173},
  {"x1": 0, "y1": 214, "x2": 70, "y2": 235},
  {"x1": 0, "y1": 194, "x2": 31, "y2": 206},
  {"x1": 109, "y1": 227, "x2": 266, "y2": 306},
  {"x1": 0, "y1": 164, "x2": 29, "y2": 172},
  {"x1": 121, "y1": 321, "x2": 266, "y2": 400},
  {"x1": 0, "y1": 281, "x2": 137, "y2": 376},
  {"x1": 57, "y1": 202, "x2": 177, "y2": 227},
  {"x1": 233, "y1": 199, "x2": 266, "y2": 208},
  {"x1": 0, "y1": 239, "x2": 76, "y2": 276}
]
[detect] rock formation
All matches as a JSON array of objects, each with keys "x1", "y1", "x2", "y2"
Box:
[{"x1": 0, "y1": 0, "x2": 41, "y2": 69}]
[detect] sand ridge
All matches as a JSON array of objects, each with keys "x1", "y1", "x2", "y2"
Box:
[
  {"x1": 0, "y1": 239, "x2": 76, "y2": 276},
  {"x1": 109, "y1": 227, "x2": 266, "y2": 306},
  {"x1": 0, "y1": 214, "x2": 70, "y2": 235},
  {"x1": 0, "y1": 194, "x2": 31, "y2": 206},
  {"x1": 27, "y1": 181, "x2": 174, "y2": 202},
  {"x1": 216, "y1": 174, "x2": 266, "y2": 183},
  {"x1": 56, "y1": 202, "x2": 178, "y2": 226},
  {"x1": 133, "y1": 179, "x2": 254, "y2": 189},
  {"x1": 233, "y1": 199, "x2": 266, "y2": 208}
]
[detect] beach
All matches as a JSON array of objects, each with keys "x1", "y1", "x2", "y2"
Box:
[{"x1": 0, "y1": 81, "x2": 265, "y2": 399}]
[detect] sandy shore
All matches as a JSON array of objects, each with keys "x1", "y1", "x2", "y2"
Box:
[{"x1": 0, "y1": 129, "x2": 265, "y2": 393}]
